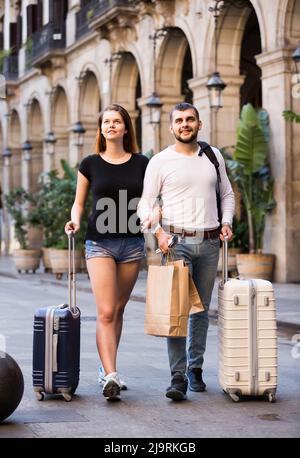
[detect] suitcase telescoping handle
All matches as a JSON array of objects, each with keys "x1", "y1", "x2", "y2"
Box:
[
  {"x1": 68, "y1": 232, "x2": 77, "y2": 314},
  {"x1": 222, "y1": 235, "x2": 229, "y2": 284}
]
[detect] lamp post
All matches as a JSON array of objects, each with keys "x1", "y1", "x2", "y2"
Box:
[
  {"x1": 146, "y1": 28, "x2": 168, "y2": 151},
  {"x1": 104, "y1": 52, "x2": 123, "y2": 103},
  {"x1": 206, "y1": 1, "x2": 228, "y2": 145},
  {"x1": 22, "y1": 140, "x2": 32, "y2": 161},
  {"x1": 206, "y1": 0, "x2": 249, "y2": 112},
  {"x1": 147, "y1": 28, "x2": 167, "y2": 125},
  {"x1": 2, "y1": 147, "x2": 12, "y2": 166},
  {"x1": 146, "y1": 92, "x2": 163, "y2": 125},
  {"x1": 44, "y1": 132, "x2": 56, "y2": 156},
  {"x1": 207, "y1": 1, "x2": 227, "y2": 112},
  {"x1": 72, "y1": 121, "x2": 86, "y2": 148},
  {"x1": 207, "y1": 72, "x2": 227, "y2": 110}
]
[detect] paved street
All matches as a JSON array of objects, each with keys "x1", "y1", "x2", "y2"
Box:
[{"x1": 0, "y1": 269, "x2": 299, "y2": 439}]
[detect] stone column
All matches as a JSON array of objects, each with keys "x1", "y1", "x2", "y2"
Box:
[
  {"x1": 215, "y1": 73, "x2": 245, "y2": 149},
  {"x1": 21, "y1": 150, "x2": 30, "y2": 192},
  {"x1": 183, "y1": 74, "x2": 244, "y2": 148},
  {"x1": 188, "y1": 76, "x2": 211, "y2": 143},
  {"x1": 138, "y1": 95, "x2": 158, "y2": 155},
  {"x1": 69, "y1": 132, "x2": 84, "y2": 168},
  {"x1": 256, "y1": 48, "x2": 298, "y2": 282},
  {"x1": 2, "y1": 154, "x2": 11, "y2": 255}
]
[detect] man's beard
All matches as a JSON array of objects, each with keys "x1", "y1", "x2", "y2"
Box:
[{"x1": 174, "y1": 130, "x2": 198, "y2": 144}]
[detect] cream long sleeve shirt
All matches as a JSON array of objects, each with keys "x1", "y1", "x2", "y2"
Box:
[{"x1": 137, "y1": 146, "x2": 235, "y2": 231}]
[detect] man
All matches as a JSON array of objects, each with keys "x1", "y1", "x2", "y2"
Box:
[{"x1": 138, "y1": 102, "x2": 235, "y2": 401}]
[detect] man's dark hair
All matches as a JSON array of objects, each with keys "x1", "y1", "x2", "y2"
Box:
[{"x1": 169, "y1": 102, "x2": 200, "y2": 123}]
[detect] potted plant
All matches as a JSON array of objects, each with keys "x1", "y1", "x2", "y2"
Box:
[
  {"x1": 224, "y1": 103, "x2": 276, "y2": 281},
  {"x1": 86, "y1": 8, "x2": 94, "y2": 21},
  {"x1": 4, "y1": 187, "x2": 41, "y2": 273},
  {"x1": 32, "y1": 160, "x2": 90, "y2": 278}
]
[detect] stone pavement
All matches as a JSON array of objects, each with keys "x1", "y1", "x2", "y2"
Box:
[
  {"x1": 0, "y1": 255, "x2": 299, "y2": 330},
  {"x1": 0, "y1": 254, "x2": 299, "y2": 438}
]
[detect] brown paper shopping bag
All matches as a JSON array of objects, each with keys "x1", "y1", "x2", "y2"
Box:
[
  {"x1": 170, "y1": 260, "x2": 204, "y2": 314},
  {"x1": 144, "y1": 259, "x2": 204, "y2": 337}
]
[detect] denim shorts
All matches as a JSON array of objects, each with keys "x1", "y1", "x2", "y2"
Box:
[{"x1": 85, "y1": 237, "x2": 145, "y2": 263}]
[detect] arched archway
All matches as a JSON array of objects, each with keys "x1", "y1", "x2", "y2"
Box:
[
  {"x1": 240, "y1": 9, "x2": 262, "y2": 109},
  {"x1": 52, "y1": 86, "x2": 69, "y2": 174},
  {"x1": 278, "y1": 0, "x2": 300, "y2": 47},
  {"x1": 28, "y1": 98, "x2": 43, "y2": 192},
  {"x1": 113, "y1": 52, "x2": 142, "y2": 150},
  {"x1": 210, "y1": 1, "x2": 262, "y2": 146},
  {"x1": 156, "y1": 28, "x2": 194, "y2": 148},
  {"x1": 79, "y1": 70, "x2": 101, "y2": 159}
]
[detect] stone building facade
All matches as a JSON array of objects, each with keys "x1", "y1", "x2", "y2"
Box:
[{"x1": 0, "y1": 0, "x2": 299, "y2": 282}]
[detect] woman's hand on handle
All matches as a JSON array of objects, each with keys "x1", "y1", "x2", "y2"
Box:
[{"x1": 65, "y1": 221, "x2": 80, "y2": 235}]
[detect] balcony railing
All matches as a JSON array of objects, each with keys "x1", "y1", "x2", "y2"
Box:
[
  {"x1": 76, "y1": 0, "x2": 137, "y2": 37},
  {"x1": 27, "y1": 22, "x2": 66, "y2": 67},
  {"x1": 76, "y1": 0, "x2": 100, "y2": 40},
  {"x1": 92, "y1": 0, "x2": 135, "y2": 17},
  {"x1": 3, "y1": 55, "x2": 19, "y2": 80}
]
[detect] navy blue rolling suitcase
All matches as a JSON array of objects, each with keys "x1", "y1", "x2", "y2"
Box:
[{"x1": 32, "y1": 233, "x2": 81, "y2": 401}]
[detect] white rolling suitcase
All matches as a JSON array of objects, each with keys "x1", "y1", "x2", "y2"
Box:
[{"x1": 218, "y1": 238, "x2": 277, "y2": 403}]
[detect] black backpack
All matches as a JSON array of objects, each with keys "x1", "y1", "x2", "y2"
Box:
[{"x1": 198, "y1": 141, "x2": 222, "y2": 227}]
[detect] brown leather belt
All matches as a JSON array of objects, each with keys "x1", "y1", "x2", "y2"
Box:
[{"x1": 169, "y1": 225, "x2": 220, "y2": 240}]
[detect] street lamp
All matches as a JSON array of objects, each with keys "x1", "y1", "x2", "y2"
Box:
[
  {"x1": 292, "y1": 44, "x2": 300, "y2": 83},
  {"x1": 22, "y1": 140, "x2": 32, "y2": 161},
  {"x1": 2, "y1": 147, "x2": 12, "y2": 166},
  {"x1": 207, "y1": 71, "x2": 227, "y2": 110},
  {"x1": 72, "y1": 121, "x2": 86, "y2": 147},
  {"x1": 44, "y1": 131, "x2": 56, "y2": 155},
  {"x1": 146, "y1": 92, "x2": 163, "y2": 125},
  {"x1": 207, "y1": 1, "x2": 227, "y2": 111},
  {"x1": 147, "y1": 28, "x2": 168, "y2": 125}
]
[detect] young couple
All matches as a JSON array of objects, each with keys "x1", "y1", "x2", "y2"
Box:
[{"x1": 65, "y1": 102, "x2": 235, "y2": 402}]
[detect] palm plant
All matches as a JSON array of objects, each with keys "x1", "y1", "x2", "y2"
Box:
[
  {"x1": 283, "y1": 110, "x2": 300, "y2": 123},
  {"x1": 224, "y1": 104, "x2": 276, "y2": 253}
]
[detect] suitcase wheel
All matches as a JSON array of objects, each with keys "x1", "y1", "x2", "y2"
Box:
[
  {"x1": 63, "y1": 393, "x2": 72, "y2": 402},
  {"x1": 268, "y1": 393, "x2": 276, "y2": 403},
  {"x1": 229, "y1": 392, "x2": 240, "y2": 403},
  {"x1": 35, "y1": 392, "x2": 44, "y2": 401}
]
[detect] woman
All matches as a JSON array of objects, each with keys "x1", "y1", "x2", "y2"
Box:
[{"x1": 65, "y1": 104, "x2": 148, "y2": 401}]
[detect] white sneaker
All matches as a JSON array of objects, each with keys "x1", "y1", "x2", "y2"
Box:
[
  {"x1": 102, "y1": 372, "x2": 121, "y2": 400},
  {"x1": 98, "y1": 366, "x2": 127, "y2": 390}
]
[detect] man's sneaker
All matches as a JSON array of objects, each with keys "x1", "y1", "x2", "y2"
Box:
[
  {"x1": 166, "y1": 374, "x2": 188, "y2": 401},
  {"x1": 187, "y1": 367, "x2": 206, "y2": 392},
  {"x1": 102, "y1": 372, "x2": 121, "y2": 400},
  {"x1": 98, "y1": 366, "x2": 127, "y2": 390}
]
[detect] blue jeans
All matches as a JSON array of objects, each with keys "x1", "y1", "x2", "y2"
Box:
[{"x1": 167, "y1": 236, "x2": 220, "y2": 377}]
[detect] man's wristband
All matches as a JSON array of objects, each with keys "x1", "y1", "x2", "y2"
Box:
[{"x1": 222, "y1": 222, "x2": 232, "y2": 229}]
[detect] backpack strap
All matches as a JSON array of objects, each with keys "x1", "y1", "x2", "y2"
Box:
[{"x1": 198, "y1": 141, "x2": 222, "y2": 226}]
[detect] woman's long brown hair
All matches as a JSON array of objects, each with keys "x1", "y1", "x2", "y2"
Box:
[{"x1": 95, "y1": 104, "x2": 139, "y2": 154}]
